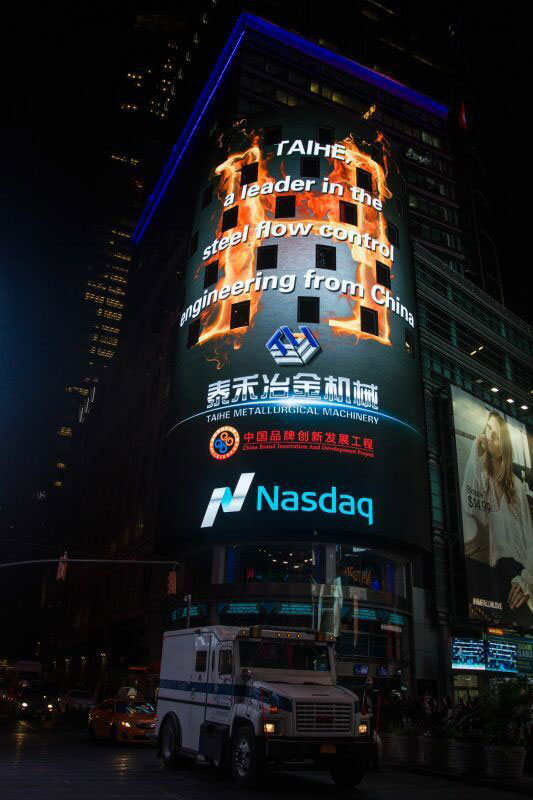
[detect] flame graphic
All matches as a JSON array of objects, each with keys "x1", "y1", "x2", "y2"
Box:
[{"x1": 198, "y1": 130, "x2": 394, "y2": 348}]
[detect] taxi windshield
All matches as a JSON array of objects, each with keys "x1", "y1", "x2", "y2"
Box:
[
  {"x1": 239, "y1": 641, "x2": 330, "y2": 671},
  {"x1": 116, "y1": 702, "x2": 154, "y2": 714}
]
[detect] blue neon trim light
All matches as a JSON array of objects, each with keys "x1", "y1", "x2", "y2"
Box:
[
  {"x1": 166, "y1": 397, "x2": 422, "y2": 438},
  {"x1": 132, "y1": 12, "x2": 448, "y2": 244}
]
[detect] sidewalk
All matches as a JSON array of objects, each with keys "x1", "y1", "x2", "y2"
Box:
[{"x1": 386, "y1": 761, "x2": 533, "y2": 796}]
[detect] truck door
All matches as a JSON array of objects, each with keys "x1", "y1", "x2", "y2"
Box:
[
  {"x1": 215, "y1": 644, "x2": 233, "y2": 716},
  {"x1": 184, "y1": 633, "x2": 211, "y2": 752}
]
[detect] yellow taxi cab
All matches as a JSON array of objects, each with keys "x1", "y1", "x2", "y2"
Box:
[{"x1": 88, "y1": 698, "x2": 156, "y2": 744}]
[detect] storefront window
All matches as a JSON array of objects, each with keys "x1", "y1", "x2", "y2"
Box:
[
  {"x1": 335, "y1": 546, "x2": 407, "y2": 599},
  {"x1": 224, "y1": 544, "x2": 325, "y2": 584}
]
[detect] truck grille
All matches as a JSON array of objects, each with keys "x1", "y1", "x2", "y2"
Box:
[{"x1": 295, "y1": 702, "x2": 352, "y2": 733}]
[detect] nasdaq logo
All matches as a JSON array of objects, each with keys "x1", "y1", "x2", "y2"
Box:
[
  {"x1": 201, "y1": 472, "x2": 374, "y2": 528},
  {"x1": 266, "y1": 326, "x2": 320, "y2": 365},
  {"x1": 201, "y1": 473, "x2": 255, "y2": 528}
]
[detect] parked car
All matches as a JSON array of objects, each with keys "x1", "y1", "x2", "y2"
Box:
[
  {"x1": 65, "y1": 689, "x2": 95, "y2": 711},
  {"x1": 10, "y1": 688, "x2": 54, "y2": 718},
  {"x1": 88, "y1": 699, "x2": 156, "y2": 744}
]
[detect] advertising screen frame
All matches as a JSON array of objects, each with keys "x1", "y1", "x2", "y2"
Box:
[
  {"x1": 449, "y1": 384, "x2": 533, "y2": 628},
  {"x1": 161, "y1": 106, "x2": 432, "y2": 555}
]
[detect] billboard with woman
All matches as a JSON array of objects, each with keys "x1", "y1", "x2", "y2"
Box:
[{"x1": 451, "y1": 386, "x2": 533, "y2": 625}]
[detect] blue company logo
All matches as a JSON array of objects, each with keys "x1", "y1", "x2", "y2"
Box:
[
  {"x1": 201, "y1": 473, "x2": 373, "y2": 528},
  {"x1": 266, "y1": 325, "x2": 320, "y2": 365}
]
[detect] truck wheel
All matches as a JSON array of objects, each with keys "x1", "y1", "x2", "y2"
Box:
[
  {"x1": 160, "y1": 716, "x2": 190, "y2": 768},
  {"x1": 231, "y1": 726, "x2": 262, "y2": 788},
  {"x1": 330, "y1": 759, "x2": 365, "y2": 788}
]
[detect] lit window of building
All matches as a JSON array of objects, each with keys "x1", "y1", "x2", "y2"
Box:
[
  {"x1": 100, "y1": 310, "x2": 123, "y2": 321},
  {"x1": 85, "y1": 292, "x2": 105, "y2": 303},
  {"x1": 107, "y1": 286, "x2": 126, "y2": 297},
  {"x1": 58, "y1": 427, "x2": 72, "y2": 438},
  {"x1": 105, "y1": 298, "x2": 124, "y2": 309}
]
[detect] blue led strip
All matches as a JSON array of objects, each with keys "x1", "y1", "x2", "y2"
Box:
[
  {"x1": 166, "y1": 397, "x2": 422, "y2": 438},
  {"x1": 132, "y1": 12, "x2": 448, "y2": 244},
  {"x1": 132, "y1": 27, "x2": 246, "y2": 244}
]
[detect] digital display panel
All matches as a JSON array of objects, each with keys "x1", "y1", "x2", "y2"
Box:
[
  {"x1": 451, "y1": 638, "x2": 486, "y2": 670},
  {"x1": 162, "y1": 108, "x2": 431, "y2": 550},
  {"x1": 486, "y1": 639, "x2": 518, "y2": 673},
  {"x1": 353, "y1": 663, "x2": 369, "y2": 675},
  {"x1": 450, "y1": 386, "x2": 533, "y2": 626},
  {"x1": 376, "y1": 665, "x2": 388, "y2": 677},
  {"x1": 516, "y1": 638, "x2": 533, "y2": 676}
]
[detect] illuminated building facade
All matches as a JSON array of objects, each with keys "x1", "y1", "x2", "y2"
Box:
[{"x1": 41, "y1": 7, "x2": 532, "y2": 699}]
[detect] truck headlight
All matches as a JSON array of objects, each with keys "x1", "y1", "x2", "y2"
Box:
[
  {"x1": 358, "y1": 722, "x2": 368, "y2": 735},
  {"x1": 21, "y1": 702, "x2": 28, "y2": 708},
  {"x1": 264, "y1": 719, "x2": 285, "y2": 735}
]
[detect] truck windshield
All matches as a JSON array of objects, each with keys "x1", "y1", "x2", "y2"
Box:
[{"x1": 240, "y1": 641, "x2": 330, "y2": 671}]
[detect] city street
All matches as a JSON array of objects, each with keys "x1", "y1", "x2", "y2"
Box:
[{"x1": 0, "y1": 711, "x2": 527, "y2": 800}]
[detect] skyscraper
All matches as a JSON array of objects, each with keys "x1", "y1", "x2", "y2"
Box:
[{"x1": 41, "y1": 6, "x2": 531, "y2": 700}]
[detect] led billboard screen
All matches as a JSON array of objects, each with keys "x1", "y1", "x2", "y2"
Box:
[
  {"x1": 451, "y1": 386, "x2": 533, "y2": 626},
  {"x1": 451, "y1": 638, "x2": 485, "y2": 670},
  {"x1": 163, "y1": 109, "x2": 431, "y2": 549},
  {"x1": 486, "y1": 638, "x2": 518, "y2": 673}
]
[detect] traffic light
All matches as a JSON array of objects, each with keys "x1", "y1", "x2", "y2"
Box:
[
  {"x1": 167, "y1": 570, "x2": 177, "y2": 595},
  {"x1": 56, "y1": 551, "x2": 68, "y2": 581}
]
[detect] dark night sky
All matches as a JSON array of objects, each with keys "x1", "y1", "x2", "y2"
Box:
[{"x1": 1, "y1": 8, "x2": 530, "y2": 509}]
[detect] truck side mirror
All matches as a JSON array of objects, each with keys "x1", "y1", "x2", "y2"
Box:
[{"x1": 240, "y1": 668, "x2": 252, "y2": 681}]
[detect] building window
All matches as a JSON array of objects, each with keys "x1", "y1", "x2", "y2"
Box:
[
  {"x1": 189, "y1": 231, "x2": 198, "y2": 256},
  {"x1": 265, "y1": 125, "x2": 282, "y2": 146},
  {"x1": 275, "y1": 195, "x2": 296, "y2": 218},
  {"x1": 405, "y1": 330, "x2": 414, "y2": 357},
  {"x1": 387, "y1": 222, "x2": 400, "y2": 249},
  {"x1": 375, "y1": 260, "x2": 391, "y2": 288},
  {"x1": 201, "y1": 184, "x2": 212, "y2": 209},
  {"x1": 360, "y1": 307, "x2": 378, "y2": 336},
  {"x1": 230, "y1": 300, "x2": 250, "y2": 329},
  {"x1": 224, "y1": 544, "x2": 325, "y2": 584},
  {"x1": 204, "y1": 261, "x2": 218, "y2": 288},
  {"x1": 340, "y1": 201, "x2": 357, "y2": 226},
  {"x1": 187, "y1": 319, "x2": 201, "y2": 348},
  {"x1": 356, "y1": 168, "x2": 372, "y2": 193},
  {"x1": 222, "y1": 206, "x2": 238, "y2": 231},
  {"x1": 316, "y1": 244, "x2": 336, "y2": 270},
  {"x1": 317, "y1": 126, "x2": 334, "y2": 145},
  {"x1": 241, "y1": 161, "x2": 259, "y2": 185},
  {"x1": 256, "y1": 245, "x2": 277, "y2": 269},
  {"x1": 298, "y1": 296, "x2": 320, "y2": 323},
  {"x1": 300, "y1": 156, "x2": 320, "y2": 178}
]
